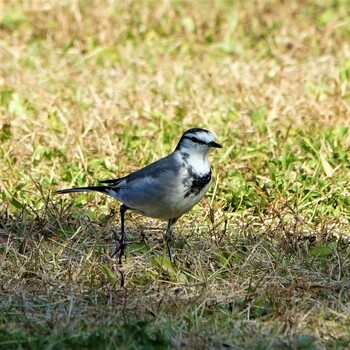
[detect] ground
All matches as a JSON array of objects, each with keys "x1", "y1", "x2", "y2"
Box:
[{"x1": 0, "y1": 0, "x2": 350, "y2": 349}]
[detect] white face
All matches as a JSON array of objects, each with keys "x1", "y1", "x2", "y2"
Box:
[{"x1": 177, "y1": 128, "x2": 222, "y2": 152}]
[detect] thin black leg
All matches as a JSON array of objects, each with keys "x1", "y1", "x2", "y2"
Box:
[
  {"x1": 118, "y1": 204, "x2": 128, "y2": 263},
  {"x1": 165, "y1": 218, "x2": 178, "y2": 261},
  {"x1": 111, "y1": 204, "x2": 128, "y2": 263}
]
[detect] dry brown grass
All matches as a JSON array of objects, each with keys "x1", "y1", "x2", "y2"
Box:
[{"x1": 1, "y1": 0, "x2": 350, "y2": 348}]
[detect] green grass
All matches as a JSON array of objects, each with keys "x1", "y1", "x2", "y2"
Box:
[{"x1": 1, "y1": 0, "x2": 350, "y2": 348}]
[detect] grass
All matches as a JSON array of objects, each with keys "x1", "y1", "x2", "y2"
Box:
[{"x1": 1, "y1": 0, "x2": 350, "y2": 348}]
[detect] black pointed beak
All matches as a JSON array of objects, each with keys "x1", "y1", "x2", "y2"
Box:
[{"x1": 209, "y1": 141, "x2": 222, "y2": 148}]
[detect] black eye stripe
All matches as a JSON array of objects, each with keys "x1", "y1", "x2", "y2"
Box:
[{"x1": 185, "y1": 136, "x2": 207, "y2": 145}]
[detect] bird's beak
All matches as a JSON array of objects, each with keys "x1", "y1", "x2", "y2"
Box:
[{"x1": 209, "y1": 141, "x2": 222, "y2": 148}]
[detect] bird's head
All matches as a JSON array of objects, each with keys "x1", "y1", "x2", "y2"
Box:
[{"x1": 175, "y1": 128, "x2": 222, "y2": 155}]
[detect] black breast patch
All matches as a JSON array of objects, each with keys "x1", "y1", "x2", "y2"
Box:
[{"x1": 184, "y1": 170, "x2": 212, "y2": 198}]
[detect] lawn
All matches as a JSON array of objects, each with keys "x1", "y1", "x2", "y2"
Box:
[{"x1": 1, "y1": 0, "x2": 350, "y2": 348}]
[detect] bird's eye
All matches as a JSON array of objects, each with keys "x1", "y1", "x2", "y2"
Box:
[
  {"x1": 191, "y1": 137, "x2": 207, "y2": 145},
  {"x1": 183, "y1": 135, "x2": 207, "y2": 145},
  {"x1": 190, "y1": 136, "x2": 199, "y2": 143}
]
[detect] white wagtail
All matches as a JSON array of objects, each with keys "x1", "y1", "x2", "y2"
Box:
[{"x1": 57, "y1": 128, "x2": 222, "y2": 262}]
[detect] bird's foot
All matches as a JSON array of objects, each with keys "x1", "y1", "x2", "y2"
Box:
[{"x1": 111, "y1": 229, "x2": 125, "y2": 264}]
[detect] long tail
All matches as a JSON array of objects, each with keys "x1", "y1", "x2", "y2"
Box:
[{"x1": 56, "y1": 186, "x2": 109, "y2": 195}]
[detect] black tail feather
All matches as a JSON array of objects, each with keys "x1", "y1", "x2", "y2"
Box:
[{"x1": 56, "y1": 186, "x2": 108, "y2": 195}]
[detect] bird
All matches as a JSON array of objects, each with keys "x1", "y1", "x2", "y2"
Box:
[{"x1": 57, "y1": 128, "x2": 222, "y2": 263}]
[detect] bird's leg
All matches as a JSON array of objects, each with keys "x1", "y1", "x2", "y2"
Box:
[
  {"x1": 165, "y1": 218, "x2": 178, "y2": 262},
  {"x1": 112, "y1": 204, "x2": 128, "y2": 263},
  {"x1": 118, "y1": 204, "x2": 128, "y2": 263}
]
